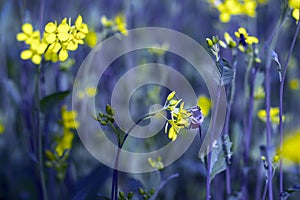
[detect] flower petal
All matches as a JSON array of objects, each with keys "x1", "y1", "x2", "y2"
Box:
[
  {"x1": 59, "y1": 49, "x2": 68, "y2": 61},
  {"x1": 16, "y1": 33, "x2": 27, "y2": 41},
  {"x1": 32, "y1": 54, "x2": 42, "y2": 64},
  {"x1": 21, "y1": 50, "x2": 33, "y2": 60},
  {"x1": 22, "y1": 23, "x2": 33, "y2": 34},
  {"x1": 45, "y1": 22, "x2": 57, "y2": 33}
]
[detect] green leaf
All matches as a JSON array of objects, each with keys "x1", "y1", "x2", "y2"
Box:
[
  {"x1": 216, "y1": 58, "x2": 234, "y2": 86},
  {"x1": 209, "y1": 135, "x2": 232, "y2": 183},
  {"x1": 280, "y1": 185, "x2": 300, "y2": 200},
  {"x1": 40, "y1": 91, "x2": 70, "y2": 114}
]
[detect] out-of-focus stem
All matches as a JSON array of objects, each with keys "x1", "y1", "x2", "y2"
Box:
[
  {"x1": 36, "y1": 64, "x2": 48, "y2": 200},
  {"x1": 279, "y1": 17, "x2": 300, "y2": 194},
  {"x1": 223, "y1": 49, "x2": 237, "y2": 196},
  {"x1": 206, "y1": 84, "x2": 222, "y2": 200}
]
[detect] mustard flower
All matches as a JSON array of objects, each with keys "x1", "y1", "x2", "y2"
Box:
[
  {"x1": 289, "y1": 78, "x2": 300, "y2": 90},
  {"x1": 20, "y1": 39, "x2": 48, "y2": 65},
  {"x1": 101, "y1": 16, "x2": 114, "y2": 27},
  {"x1": 16, "y1": 23, "x2": 40, "y2": 45},
  {"x1": 280, "y1": 129, "x2": 300, "y2": 164},
  {"x1": 209, "y1": 0, "x2": 258, "y2": 23},
  {"x1": 85, "y1": 30, "x2": 97, "y2": 48},
  {"x1": 114, "y1": 14, "x2": 128, "y2": 36},
  {"x1": 164, "y1": 91, "x2": 204, "y2": 141},
  {"x1": 197, "y1": 95, "x2": 212, "y2": 116},
  {"x1": 257, "y1": 107, "x2": 285, "y2": 125},
  {"x1": 219, "y1": 32, "x2": 237, "y2": 48},
  {"x1": 289, "y1": 0, "x2": 300, "y2": 9},
  {"x1": 235, "y1": 27, "x2": 259, "y2": 46},
  {"x1": 55, "y1": 106, "x2": 80, "y2": 157}
]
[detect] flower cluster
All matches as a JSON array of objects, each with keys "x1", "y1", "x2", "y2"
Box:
[
  {"x1": 17, "y1": 15, "x2": 89, "y2": 64},
  {"x1": 55, "y1": 105, "x2": 80, "y2": 157},
  {"x1": 207, "y1": 27, "x2": 260, "y2": 62},
  {"x1": 164, "y1": 91, "x2": 204, "y2": 141},
  {"x1": 208, "y1": 0, "x2": 266, "y2": 23},
  {"x1": 257, "y1": 107, "x2": 285, "y2": 125},
  {"x1": 77, "y1": 86, "x2": 98, "y2": 99},
  {"x1": 101, "y1": 14, "x2": 128, "y2": 36},
  {"x1": 289, "y1": 0, "x2": 300, "y2": 22}
]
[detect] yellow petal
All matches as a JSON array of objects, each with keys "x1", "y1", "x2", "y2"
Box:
[
  {"x1": 59, "y1": 49, "x2": 68, "y2": 61},
  {"x1": 22, "y1": 23, "x2": 33, "y2": 34},
  {"x1": 21, "y1": 50, "x2": 33, "y2": 60},
  {"x1": 57, "y1": 22, "x2": 70, "y2": 33},
  {"x1": 0, "y1": 123, "x2": 4, "y2": 134},
  {"x1": 167, "y1": 91, "x2": 176, "y2": 101},
  {"x1": 198, "y1": 96, "x2": 211, "y2": 116},
  {"x1": 46, "y1": 33, "x2": 57, "y2": 44},
  {"x1": 67, "y1": 40, "x2": 78, "y2": 51},
  {"x1": 238, "y1": 27, "x2": 247, "y2": 35},
  {"x1": 292, "y1": 9, "x2": 300, "y2": 21},
  {"x1": 58, "y1": 32, "x2": 69, "y2": 42},
  {"x1": 86, "y1": 31, "x2": 97, "y2": 47},
  {"x1": 37, "y1": 43, "x2": 48, "y2": 54},
  {"x1": 247, "y1": 36, "x2": 259, "y2": 44},
  {"x1": 168, "y1": 127, "x2": 176, "y2": 140},
  {"x1": 50, "y1": 42, "x2": 61, "y2": 53},
  {"x1": 16, "y1": 33, "x2": 27, "y2": 41},
  {"x1": 45, "y1": 22, "x2": 57, "y2": 33},
  {"x1": 32, "y1": 54, "x2": 42, "y2": 64},
  {"x1": 75, "y1": 15, "x2": 83, "y2": 28}
]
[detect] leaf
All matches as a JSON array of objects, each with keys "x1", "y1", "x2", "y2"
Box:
[
  {"x1": 271, "y1": 50, "x2": 282, "y2": 82},
  {"x1": 216, "y1": 58, "x2": 234, "y2": 86},
  {"x1": 209, "y1": 135, "x2": 232, "y2": 183},
  {"x1": 280, "y1": 184, "x2": 300, "y2": 200},
  {"x1": 40, "y1": 91, "x2": 70, "y2": 114}
]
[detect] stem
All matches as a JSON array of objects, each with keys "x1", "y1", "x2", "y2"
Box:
[
  {"x1": 206, "y1": 84, "x2": 222, "y2": 200},
  {"x1": 36, "y1": 64, "x2": 47, "y2": 200},
  {"x1": 279, "y1": 17, "x2": 300, "y2": 194},
  {"x1": 110, "y1": 112, "x2": 157, "y2": 200},
  {"x1": 265, "y1": 48, "x2": 273, "y2": 200},
  {"x1": 223, "y1": 49, "x2": 237, "y2": 196}
]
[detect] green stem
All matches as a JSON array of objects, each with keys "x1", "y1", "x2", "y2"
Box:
[{"x1": 36, "y1": 64, "x2": 47, "y2": 200}]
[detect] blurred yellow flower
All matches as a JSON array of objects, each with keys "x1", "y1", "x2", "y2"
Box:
[
  {"x1": 148, "y1": 156, "x2": 164, "y2": 170},
  {"x1": 257, "y1": 107, "x2": 285, "y2": 124},
  {"x1": 114, "y1": 14, "x2": 128, "y2": 36},
  {"x1": 0, "y1": 123, "x2": 4, "y2": 134},
  {"x1": 209, "y1": 0, "x2": 258, "y2": 23},
  {"x1": 197, "y1": 95, "x2": 212, "y2": 116},
  {"x1": 86, "y1": 30, "x2": 97, "y2": 48},
  {"x1": 289, "y1": 0, "x2": 300, "y2": 9},
  {"x1": 55, "y1": 106, "x2": 80, "y2": 157},
  {"x1": 101, "y1": 16, "x2": 114, "y2": 27},
  {"x1": 85, "y1": 87, "x2": 97, "y2": 97},
  {"x1": 148, "y1": 43, "x2": 169, "y2": 56},
  {"x1": 281, "y1": 129, "x2": 300, "y2": 164},
  {"x1": 254, "y1": 86, "x2": 265, "y2": 100},
  {"x1": 289, "y1": 78, "x2": 300, "y2": 90}
]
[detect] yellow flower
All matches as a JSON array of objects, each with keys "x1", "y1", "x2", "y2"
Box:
[
  {"x1": 0, "y1": 122, "x2": 4, "y2": 134},
  {"x1": 101, "y1": 16, "x2": 114, "y2": 27},
  {"x1": 114, "y1": 14, "x2": 128, "y2": 36},
  {"x1": 20, "y1": 40, "x2": 48, "y2": 65},
  {"x1": 148, "y1": 43, "x2": 169, "y2": 56},
  {"x1": 85, "y1": 87, "x2": 97, "y2": 97},
  {"x1": 197, "y1": 95, "x2": 211, "y2": 116},
  {"x1": 281, "y1": 129, "x2": 300, "y2": 164},
  {"x1": 235, "y1": 27, "x2": 259, "y2": 46},
  {"x1": 254, "y1": 86, "x2": 265, "y2": 100},
  {"x1": 85, "y1": 30, "x2": 97, "y2": 48},
  {"x1": 61, "y1": 106, "x2": 80, "y2": 129},
  {"x1": 289, "y1": 0, "x2": 300, "y2": 9},
  {"x1": 55, "y1": 130, "x2": 74, "y2": 157},
  {"x1": 292, "y1": 9, "x2": 299, "y2": 22},
  {"x1": 16, "y1": 23, "x2": 40, "y2": 45},
  {"x1": 289, "y1": 78, "x2": 300, "y2": 90},
  {"x1": 55, "y1": 106, "x2": 80, "y2": 157},
  {"x1": 257, "y1": 107, "x2": 285, "y2": 124}
]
